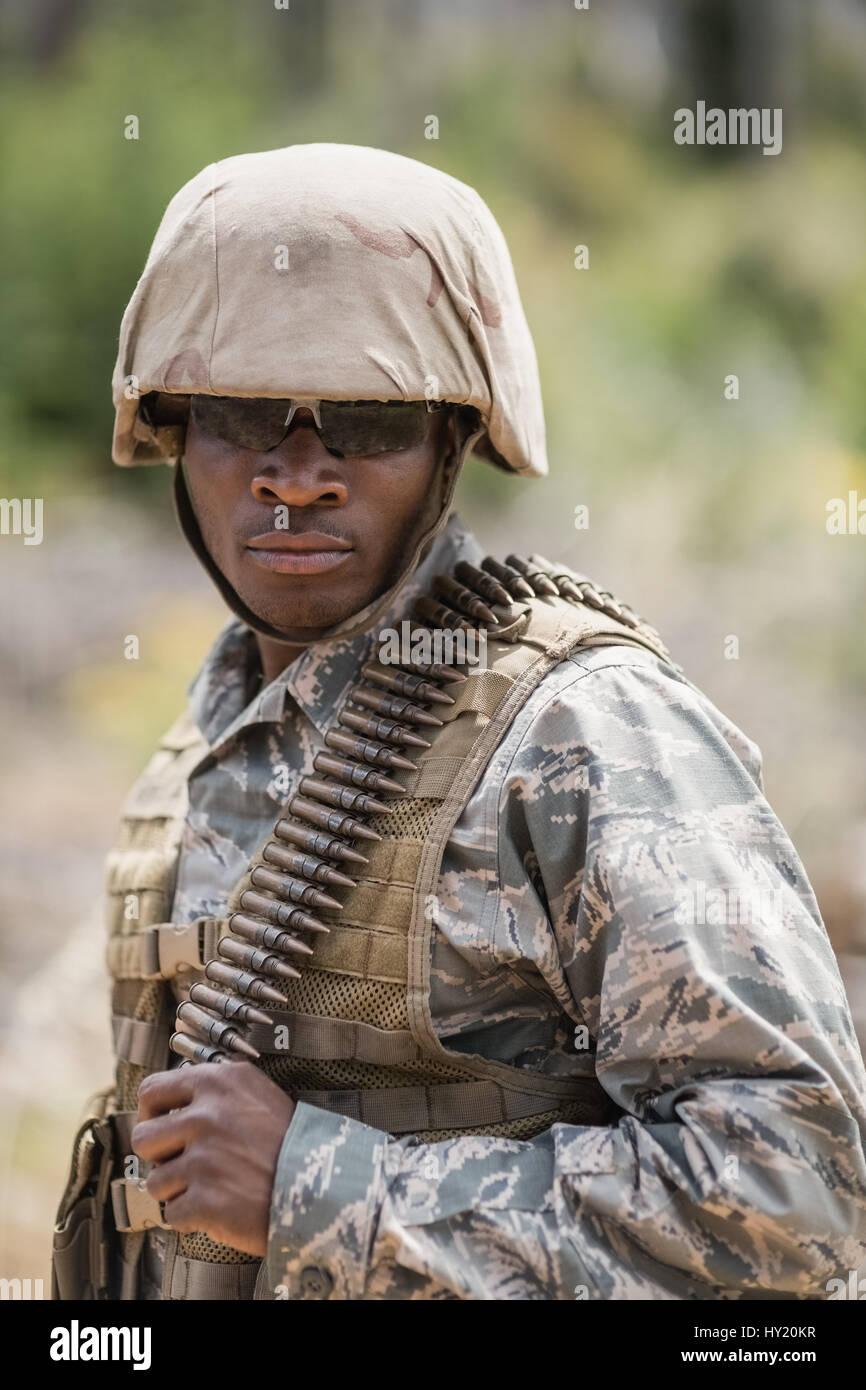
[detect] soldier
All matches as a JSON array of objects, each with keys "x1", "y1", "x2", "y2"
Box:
[{"x1": 52, "y1": 143, "x2": 866, "y2": 1301}]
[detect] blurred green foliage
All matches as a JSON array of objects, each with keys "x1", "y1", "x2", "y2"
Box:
[{"x1": 2, "y1": 0, "x2": 866, "y2": 512}]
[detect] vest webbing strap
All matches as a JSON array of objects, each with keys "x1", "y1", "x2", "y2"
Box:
[
  {"x1": 107, "y1": 914, "x2": 415, "y2": 982},
  {"x1": 246, "y1": 1011, "x2": 421, "y2": 1063},
  {"x1": 443, "y1": 667, "x2": 514, "y2": 718},
  {"x1": 111, "y1": 1110, "x2": 137, "y2": 1154},
  {"x1": 112, "y1": 1014, "x2": 170, "y2": 1069},
  {"x1": 292, "y1": 1077, "x2": 601, "y2": 1133},
  {"x1": 298, "y1": 922, "x2": 407, "y2": 978},
  {"x1": 106, "y1": 918, "x2": 222, "y2": 981},
  {"x1": 168, "y1": 1255, "x2": 261, "y2": 1300}
]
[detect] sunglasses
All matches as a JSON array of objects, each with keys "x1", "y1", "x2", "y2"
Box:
[{"x1": 141, "y1": 394, "x2": 448, "y2": 458}]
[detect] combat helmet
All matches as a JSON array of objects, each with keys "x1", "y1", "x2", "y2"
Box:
[{"x1": 110, "y1": 143, "x2": 548, "y2": 642}]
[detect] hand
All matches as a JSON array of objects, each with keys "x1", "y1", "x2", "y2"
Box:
[{"x1": 132, "y1": 1062, "x2": 295, "y2": 1258}]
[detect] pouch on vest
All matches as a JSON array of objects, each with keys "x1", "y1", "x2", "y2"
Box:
[{"x1": 51, "y1": 1086, "x2": 117, "y2": 1300}]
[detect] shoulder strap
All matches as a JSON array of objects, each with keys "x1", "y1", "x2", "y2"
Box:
[{"x1": 491, "y1": 552, "x2": 675, "y2": 666}]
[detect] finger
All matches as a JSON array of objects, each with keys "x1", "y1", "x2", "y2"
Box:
[
  {"x1": 137, "y1": 1069, "x2": 195, "y2": 1121},
  {"x1": 131, "y1": 1112, "x2": 191, "y2": 1164},
  {"x1": 160, "y1": 1190, "x2": 202, "y2": 1235},
  {"x1": 145, "y1": 1157, "x2": 189, "y2": 1205}
]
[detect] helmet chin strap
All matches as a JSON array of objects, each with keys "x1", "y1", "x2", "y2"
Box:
[{"x1": 172, "y1": 415, "x2": 485, "y2": 649}]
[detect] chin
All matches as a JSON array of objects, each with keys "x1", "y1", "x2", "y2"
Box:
[{"x1": 245, "y1": 591, "x2": 362, "y2": 636}]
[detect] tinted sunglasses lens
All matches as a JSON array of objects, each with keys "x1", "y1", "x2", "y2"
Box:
[
  {"x1": 319, "y1": 401, "x2": 432, "y2": 457},
  {"x1": 191, "y1": 396, "x2": 293, "y2": 450},
  {"x1": 190, "y1": 397, "x2": 436, "y2": 455}
]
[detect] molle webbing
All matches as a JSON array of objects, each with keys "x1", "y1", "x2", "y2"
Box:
[{"x1": 105, "y1": 714, "x2": 206, "y2": 1115}]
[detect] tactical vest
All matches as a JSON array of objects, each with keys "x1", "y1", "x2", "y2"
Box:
[{"x1": 53, "y1": 555, "x2": 676, "y2": 1300}]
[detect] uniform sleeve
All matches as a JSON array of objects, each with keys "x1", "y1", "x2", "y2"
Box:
[{"x1": 267, "y1": 655, "x2": 866, "y2": 1300}]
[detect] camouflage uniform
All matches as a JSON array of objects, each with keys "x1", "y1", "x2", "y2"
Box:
[{"x1": 133, "y1": 514, "x2": 866, "y2": 1299}]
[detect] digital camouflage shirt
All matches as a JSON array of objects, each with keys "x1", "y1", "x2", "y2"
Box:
[{"x1": 145, "y1": 513, "x2": 866, "y2": 1299}]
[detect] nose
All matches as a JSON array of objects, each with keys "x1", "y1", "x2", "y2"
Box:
[{"x1": 250, "y1": 409, "x2": 349, "y2": 508}]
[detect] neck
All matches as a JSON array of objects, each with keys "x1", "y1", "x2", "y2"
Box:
[{"x1": 255, "y1": 632, "x2": 310, "y2": 684}]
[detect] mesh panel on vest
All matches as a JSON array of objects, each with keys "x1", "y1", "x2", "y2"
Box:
[
  {"x1": 264, "y1": 969, "x2": 409, "y2": 1028},
  {"x1": 179, "y1": 1232, "x2": 260, "y2": 1265},
  {"x1": 116, "y1": 1062, "x2": 148, "y2": 1115},
  {"x1": 365, "y1": 797, "x2": 441, "y2": 839},
  {"x1": 262, "y1": 1052, "x2": 475, "y2": 1091}
]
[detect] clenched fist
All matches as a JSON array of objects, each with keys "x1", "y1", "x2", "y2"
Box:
[{"x1": 132, "y1": 1062, "x2": 295, "y2": 1257}]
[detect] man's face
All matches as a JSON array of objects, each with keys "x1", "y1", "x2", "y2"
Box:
[{"x1": 183, "y1": 405, "x2": 451, "y2": 640}]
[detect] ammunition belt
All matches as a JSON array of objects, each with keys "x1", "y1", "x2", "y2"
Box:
[{"x1": 169, "y1": 551, "x2": 672, "y2": 1071}]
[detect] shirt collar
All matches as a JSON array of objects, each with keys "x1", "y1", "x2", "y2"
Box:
[{"x1": 188, "y1": 511, "x2": 483, "y2": 750}]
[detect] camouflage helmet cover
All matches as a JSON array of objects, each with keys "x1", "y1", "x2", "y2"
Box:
[{"x1": 111, "y1": 142, "x2": 548, "y2": 479}]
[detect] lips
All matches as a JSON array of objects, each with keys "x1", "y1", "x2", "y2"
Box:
[
  {"x1": 245, "y1": 530, "x2": 354, "y2": 575},
  {"x1": 247, "y1": 530, "x2": 353, "y2": 552}
]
